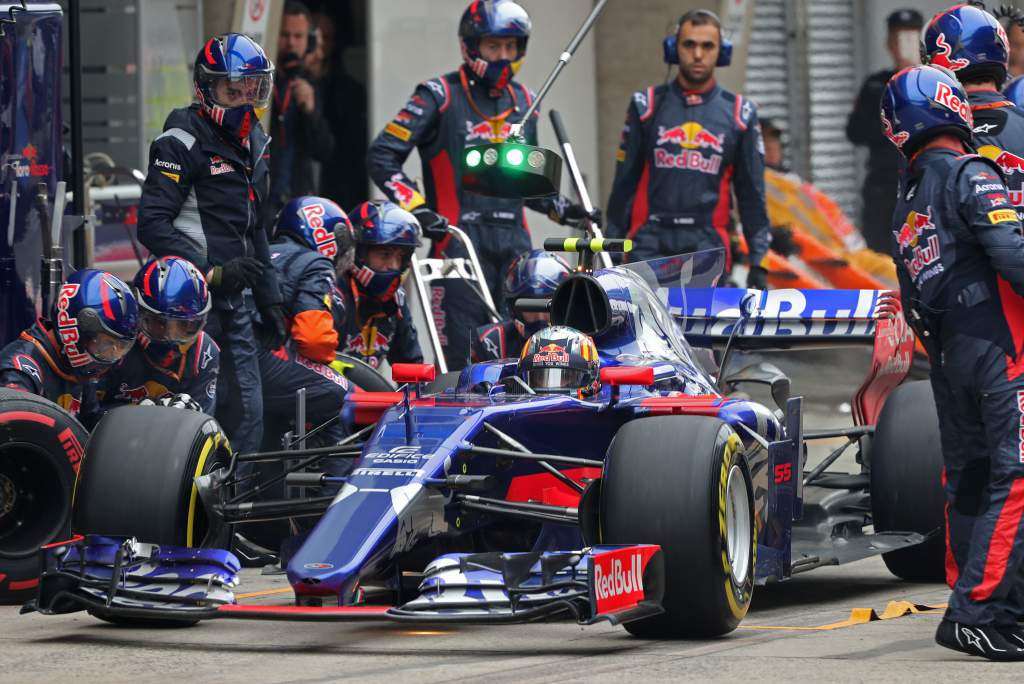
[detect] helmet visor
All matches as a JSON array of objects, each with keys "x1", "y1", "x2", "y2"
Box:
[
  {"x1": 526, "y1": 368, "x2": 585, "y2": 392},
  {"x1": 86, "y1": 332, "x2": 135, "y2": 364},
  {"x1": 140, "y1": 310, "x2": 206, "y2": 345},
  {"x1": 202, "y1": 72, "x2": 273, "y2": 109}
]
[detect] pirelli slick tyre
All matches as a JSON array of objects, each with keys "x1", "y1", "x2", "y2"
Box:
[
  {"x1": 871, "y1": 380, "x2": 946, "y2": 582},
  {"x1": 0, "y1": 389, "x2": 86, "y2": 605},
  {"x1": 337, "y1": 353, "x2": 395, "y2": 392},
  {"x1": 601, "y1": 416, "x2": 755, "y2": 638},
  {"x1": 73, "y1": 405, "x2": 231, "y2": 548}
]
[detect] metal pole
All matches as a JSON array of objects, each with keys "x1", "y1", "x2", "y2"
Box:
[
  {"x1": 67, "y1": 0, "x2": 86, "y2": 268},
  {"x1": 409, "y1": 254, "x2": 449, "y2": 374}
]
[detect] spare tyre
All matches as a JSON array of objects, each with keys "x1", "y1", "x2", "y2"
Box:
[{"x1": 0, "y1": 388, "x2": 87, "y2": 604}]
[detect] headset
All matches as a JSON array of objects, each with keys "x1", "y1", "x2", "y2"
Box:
[{"x1": 662, "y1": 9, "x2": 733, "y2": 67}]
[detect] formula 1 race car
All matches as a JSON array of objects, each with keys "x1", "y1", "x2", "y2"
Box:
[{"x1": 23, "y1": 247, "x2": 944, "y2": 638}]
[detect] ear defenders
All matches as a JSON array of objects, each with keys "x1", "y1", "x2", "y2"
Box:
[{"x1": 662, "y1": 9, "x2": 733, "y2": 67}]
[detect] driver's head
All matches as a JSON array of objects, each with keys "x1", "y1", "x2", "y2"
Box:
[
  {"x1": 132, "y1": 257, "x2": 211, "y2": 350},
  {"x1": 503, "y1": 250, "x2": 571, "y2": 333},
  {"x1": 517, "y1": 326, "x2": 600, "y2": 398}
]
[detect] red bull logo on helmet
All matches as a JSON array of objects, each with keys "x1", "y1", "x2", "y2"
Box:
[
  {"x1": 300, "y1": 202, "x2": 338, "y2": 258},
  {"x1": 532, "y1": 343, "x2": 569, "y2": 365},
  {"x1": 933, "y1": 81, "x2": 973, "y2": 126},
  {"x1": 465, "y1": 120, "x2": 513, "y2": 143},
  {"x1": 55, "y1": 283, "x2": 91, "y2": 368},
  {"x1": 930, "y1": 32, "x2": 970, "y2": 70},
  {"x1": 894, "y1": 208, "x2": 935, "y2": 250},
  {"x1": 881, "y1": 114, "x2": 909, "y2": 148}
]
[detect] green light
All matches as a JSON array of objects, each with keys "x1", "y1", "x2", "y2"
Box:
[
  {"x1": 466, "y1": 149, "x2": 482, "y2": 167},
  {"x1": 505, "y1": 148, "x2": 524, "y2": 166}
]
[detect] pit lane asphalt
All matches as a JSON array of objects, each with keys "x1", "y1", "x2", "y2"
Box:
[{"x1": 5, "y1": 350, "x2": 1018, "y2": 683}]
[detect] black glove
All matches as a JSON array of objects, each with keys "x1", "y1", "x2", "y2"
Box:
[
  {"x1": 209, "y1": 257, "x2": 264, "y2": 295},
  {"x1": 746, "y1": 265, "x2": 768, "y2": 290},
  {"x1": 769, "y1": 225, "x2": 799, "y2": 258},
  {"x1": 259, "y1": 304, "x2": 289, "y2": 350},
  {"x1": 412, "y1": 207, "x2": 449, "y2": 240},
  {"x1": 549, "y1": 195, "x2": 601, "y2": 227}
]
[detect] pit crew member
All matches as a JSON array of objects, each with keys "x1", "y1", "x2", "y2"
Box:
[
  {"x1": 95, "y1": 257, "x2": 218, "y2": 414},
  {"x1": 137, "y1": 33, "x2": 287, "y2": 455},
  {"x1": 0, "y1": 269, "x2": 138, "y2": 416},
  {"x1": 334, "y1": 201, "x2": 423, "y2": 370},
  {"x1": 605, "y1": 8, "x2": 770, "y2": 288},
  {"x1": 367, "y1": 0, "x2": 590, "y2": 366},
  {"x1": 922, "y1": 4, "x2": 1024, "y2": 222},
  {"x1": 517, "y1": 325, "x2": 600, "y2": 399},
  {"x1": 881, "y1": 64, "x2": 1024, "y2": 660},
  {"x1": 472, "y1": 249, "x2": 571, "y2": 362}
]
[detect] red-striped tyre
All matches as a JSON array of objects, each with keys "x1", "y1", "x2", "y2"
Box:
[{"x1": 0, "y1": 388, "x2": 86, "y2": 604}]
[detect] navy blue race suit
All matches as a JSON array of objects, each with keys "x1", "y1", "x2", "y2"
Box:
[
  {"x1": 0, "y1": 320, "x2": 93, "y2": 416},
  {"x1": 333, "y1": 276, "x2": 423, "y2": 370},
  {"x1": 606, "y1": 80, "x2": 770, "y2": 270},
  {"x1": 891, "y1": 146, "x2": 1024, "y2": 626},
  {"x1": 367, "y1": 66, "x2": 563, "y2": 368},
  {"x1": 471, "y1": 319, "x2": 525, "y2": 362},
  {"x1": 137, "y1": 104, "x2": 282, "y2": 455},
  {"x1": 94, "y1": 332, "x2": 219, "y2": 414},
  {"x1": 969, "y1": 87, "x2": 1024, "y2": 222},
  {"x1": 261, "y1": 239, "x2": 350, "y2": 447}
]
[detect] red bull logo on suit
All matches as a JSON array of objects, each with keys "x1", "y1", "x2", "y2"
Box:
[{"x1": 653, "y1": 121, "x2": 724, "y2": 174}]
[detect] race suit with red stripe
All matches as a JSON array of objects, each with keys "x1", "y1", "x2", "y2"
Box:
[
  {"x1": 0, "y1": 320, "x2": 93, "y2": 416},
  {"x1": 605, "y1": 79, "x2": 770, "y2": 270}
]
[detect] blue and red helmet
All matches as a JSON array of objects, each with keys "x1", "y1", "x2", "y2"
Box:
[
  {"x1": 132, "y1": 256, "x2": 211, "y2": 346},
  {"x1": 1004, "y1": 75, "x2": 1024, "y2": 107},
  {"x1": 53, "y1": 269, "x2": 138, "y2": 376},
  {"x1": 503, "y1": 249, "x2": 571, "y2": 308},
  {"x1": 349, "y1": 200, "x2": 422, "y2": 302},
  {"x1": 275, "y1": 196, "x2": 354, "y2": 261},
  {"x1": 922, "y1": 4, "x2": 1009, "y2": 85},
  {"x1": 880, "y1": 65, "x2": 974, "y2": 157},
  {"x1": 459, "y1": 0, "x2": 531, "y2": 92},
  {"x1": 193, "y1": 33, "x2": 274, "y2": 139}
]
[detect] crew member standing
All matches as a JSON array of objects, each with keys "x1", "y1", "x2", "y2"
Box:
[
  {"x1": 605, "y1": 8, "x2": 769, "y2": 288},
  {"x1": 881, "y1": 64, "x2": 1024, "y2": 661},
  {"x1": 138, "y1": 33, "x2": 287, "y2": 456}
]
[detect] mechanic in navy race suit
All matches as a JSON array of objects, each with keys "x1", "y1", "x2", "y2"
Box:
[
  {"x1": 137, "y1": 33, "x2": 288, "y2": 456},
  {"x1": 605, "y1": 9, "x2": 770, "y2": 289},
  {"x1": 333, "y1": 201, "x2": 424, "y2": 370},
  {"x1": 471, "y1": 249, "x2": 571, "y2": 362},
  {"x1": 367, "y1": 0, "x2": 591, "y2": 368},
  {"x1": 923, "y1": 5, "x2": 1024, "y2": 223},
  {"x1": 261, "y1": 196, "x2": 353, "y2": 446},
  {"x1": 0, "y1": 269, "x2": 138, "y2": 418},
  {"x1": 95, "y1": 256, "x2": 219, "y2": 415},
  {"x1": 881, "y1": 65, "x2": 1024, "y2": 661}
]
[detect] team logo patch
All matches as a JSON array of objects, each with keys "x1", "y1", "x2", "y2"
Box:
[
  {"x1": 988, "y1": 209, "x2": 1017, "y2": 224},
  {"x1": 653, "y1": 121, "x2": 724, "y2": 174},
  {"x1": 465, "y1": 120, "x2": 512, "y2": 144},
  {"x1": 208, "y1": 155, "x2": 233, "y2": 175},
  {"x1": 978, "y1": 145, "x2": 1024, "y2": 177},
  {"x1": 894, "y1": 208, "x2": 935, "y2": 250},
  {"x1": 894, "y1": 208, "x2": 941, "y2": 281},
  {"x1": 384, "y1": 173, "x2": 424, "y2": 211}
]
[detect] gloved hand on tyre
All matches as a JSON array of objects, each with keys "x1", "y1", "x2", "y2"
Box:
[{"x1": 139, "y1": 393, "x2": 203, "y2": 412}]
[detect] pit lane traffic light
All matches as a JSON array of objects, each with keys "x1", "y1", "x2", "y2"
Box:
[{"x1": 461, "y1": 142, "x2": 563, "y2": 198}]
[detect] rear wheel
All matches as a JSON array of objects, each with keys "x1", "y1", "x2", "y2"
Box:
[
  {"x1": 600, "y1": 416, "x2": 755, "y2": 638},
  {"x1": 0, "y1": 389, "x2": 85, "y2": 604}
]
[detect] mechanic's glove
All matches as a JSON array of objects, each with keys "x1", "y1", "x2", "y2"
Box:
[
  {"x1": 259, "y1": 304, "x2": 289, "y2": 351},
  {"x1": 746, "y1": 265, "x2": 769, "y2": 290},
  {"x1": 145, "y1": 393, "x2": 203, "y2": 412},
  {"x1": 329, "y1": 358, "x2": 354, "y2": 376},
  {"x1": 768, "y1": 225, "x2": 799, "y2": 258},
  {"x1": 208, "y1": 257, "x2": 264, "y2": 296},
  {"x1": 412, "y1": 207, "x2": 450, "y2": 240},
  {"x1": 548, "y1": 195, "x2": 601, "y2": 227}
]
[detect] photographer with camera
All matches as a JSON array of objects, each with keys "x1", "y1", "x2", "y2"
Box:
[{"x1": 267, "y1": 1, "x2": 336, "y2": 224}]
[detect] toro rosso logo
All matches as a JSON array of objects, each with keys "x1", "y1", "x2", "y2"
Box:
[
  {"x1": 933, "y1": 81, "x2": 973, "y2": 126},
  {"x1": 55, "y1": 284, "x2": 91, "y2": 368},
  {"x1": 300, "y1": 202, "x2": 338, "y2": 258},
  {"x1": 465, "y1": 120, "x2": 512, "y2": 143},
  {"x1": 894, "y1": 208, "x2": 935, "y2": 250},
  {"x1": 654, "y1": 121, "x2": 723, "y2": 174},
  {"x1": 930, "y1": 32, "x2": 970, "y2": 70}
]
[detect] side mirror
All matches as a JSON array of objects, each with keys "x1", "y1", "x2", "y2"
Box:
[
  {"x1": 600, "y1": 366, "x2": 655, "y2": 406},
  {"x1": 392, "y1": 363, "x2": 436, "y2": 384},
  {"x1": 461, "y1": 143, "x2": 563, "y2": 198},
  {"x1": 720, "y1": 361, "x2": 791, "y2": 412}
]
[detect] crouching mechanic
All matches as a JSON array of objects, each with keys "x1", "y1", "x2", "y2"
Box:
[
  {"x1": 334, "y1": 201, "x2": 423, "y2": 369},
  {"x1": 261, "y1": 196, "x2": 354, "y2": 446},
  {"x1": 517, "y1": 325, "x2": 600, "y2": 399},
  {"x1": 0, "y1": 270, "x2": 138, "y2": 416},
  {"x1": 881, "y1": 65, "x2": 1024, "y2": 660},
  {"x1": 472, "y1": 249, "x2": 571, "y2": 362},
  {"x1": 95, "y1": 256, "x2": 219, "y2": 414}
]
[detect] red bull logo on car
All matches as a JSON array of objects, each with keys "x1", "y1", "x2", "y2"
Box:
[
  {"x1": 894, "y1": 208, "x2": 935, "y2": 250},
  {"x1": 933, "y1": 81, "x2": 972, "y2": 126},
  {"x1": 653, "y1": 122, "x2": 723, "y2": 174},
  {"x1": 465, "y1": 120, "x2": 513, "y2": 143}
]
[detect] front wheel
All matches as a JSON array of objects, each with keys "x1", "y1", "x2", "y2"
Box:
[{"x1": 600, "y1": 416, "x2": 755, "y2": 638}]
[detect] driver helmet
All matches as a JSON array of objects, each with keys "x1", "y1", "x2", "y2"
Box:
[
  {"x1": 275, "y1": 195, "x2": 355, "y2": 263},
  {"x1": 132, "y1": 256, "x2": 211, "y2": 348},
  {"x1": 53, "y1": 269, "x2": 138, "y2": 377},
  {"x1": 921, "y1": 5, "x2": 1009, "y2": 87},
  {"x1": 349, "y1": 200, "x2": 422, "y2": 303},
  {"x1": 517, "y1": 325, "x2": 600, "y2": 398},
  {"x1": 880, "y1": 65, "x2": 973, "y2": 157},
  {"x1": 193, "y1": 33, "x2": 274, "y2": 139},
  {"x1": 503, "y1": 249, "x2": 571, "y2": 334},
  {"x1": 459, "y1": 0, "x2": 531, "y2": 93}
]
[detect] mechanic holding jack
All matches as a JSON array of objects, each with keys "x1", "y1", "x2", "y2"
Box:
[
  {"x1": 367, "y1": 0, "x2": 593, "y2": 368},
  {"x1": 137, "y1": 33, "x2": 288, "y2": 457},
  {"x1": 605, "y1": 8, "x2": 770, "y2": 288},
  {"x1": 881, "y1": 64, "x2": 1024, "y2": 661}
]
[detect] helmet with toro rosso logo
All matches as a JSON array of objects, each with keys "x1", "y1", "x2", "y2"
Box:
[
  {"x1": 349, "y1": 200, "x2": 422, "y2": 303},
  {"x1": 132, "y1": 256, "x2": 211, "y2": 347},
  {"x1": 517, "y1": 325, "x2": 600, "y2": 399},
  {"x1": 459, "y1": 0, "x2": 531, "y2": 92},
  {"x1": 922, "y1": 5, "x2": 1009, "y2": 86},
  {"x1": 193, "y1": 33, "x2": 274, "y2": 139},
  {"x1": 53, "y1": 269, "x2": 138, "y2": 377},
  {"x1": 275, "y1": 195, "x2": 355, "y2": 264},
  {"x1": 880, "y1": 65, "x2": 973, "y2": 158}
]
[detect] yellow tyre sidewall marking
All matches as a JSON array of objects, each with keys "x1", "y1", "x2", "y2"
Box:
[
  {"x1": 717, "y1": 431, "x2": 752, "y2": 620},
  {"x1": 186, "y1": 432, "x2": 222, "y2": 547}
]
